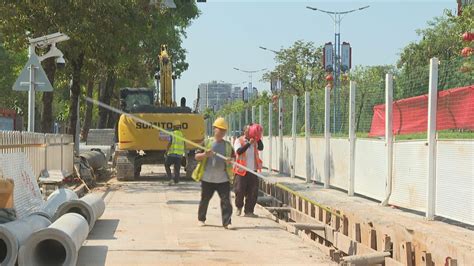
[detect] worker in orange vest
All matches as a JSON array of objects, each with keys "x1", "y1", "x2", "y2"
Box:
[{"x1": 233, "y1": 123, "x2": 263, "y2": 217}]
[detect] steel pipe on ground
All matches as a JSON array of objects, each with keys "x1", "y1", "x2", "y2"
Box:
[
  {"x1": 80, "y1": 150, "x2": 107, "y2": 170},
  {"x1": 54, "y1": 193, "x2": 105, "y2": 231},
  {"x1": 38, "y1": 188, "x2": 78, "y2": 220},
  {"x1": 18, "y1": 213, "x2": 89, "y2": 266},
  {"x1": 0, "y1": 214, "x2": 51, "y2": 266}
]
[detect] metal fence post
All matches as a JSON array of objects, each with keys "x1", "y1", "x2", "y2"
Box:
[
  {"x1": 268, "y1": 102, "x2": 273, "y2": 174},
  {"x1": 291, "y1": 95, "x2": 297, "y2": 178},
  {"x1": 348, "y1": 81, "x2": 356, "y2": 196},
  {"x1": 278, "y1": 98, "x2": 283, "y2": 174},
  {"x1": 239, "y1": 111, "x2": 242, "y2": 135},
  {"x1": 383, "y1": 74, "x2": 394, "y2": 205},
  {"x1": 382, "y1": 74, "x2": 394, "y2": 206},
  {"x1": 427, "y1": 58, "x2": 439, "y2": 220},
  {"x1": 305, "y1": 92, "x2": 311, "y2": 183},
  {"x1": 324, "y1": 85, "x2": 331, "y2": 188},
  {"x1": 245, "y1": 108, "x2": 249, "y2": 125},
  {"x1": 251, "y1": 106, "x2": 256, "y2": 123},
  {"x1": 259, "y1": 105, "x2": 263, "y2": 127}
]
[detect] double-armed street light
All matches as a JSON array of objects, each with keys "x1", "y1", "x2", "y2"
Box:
[{"x1": 306, "y1": 5, "x2": 369, "y2": 132}]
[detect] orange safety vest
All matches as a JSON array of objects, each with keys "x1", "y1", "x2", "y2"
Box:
[{"x1": 233, "y1": 136, "x2": 262, "y2": 176}]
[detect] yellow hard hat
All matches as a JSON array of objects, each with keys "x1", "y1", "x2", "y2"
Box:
[
  {"x1": 173, "y1": 120, "x2": 181, "y2": 126},
  {"x1": 213, "y1": 117, "x2": 228, "y2": 130}
]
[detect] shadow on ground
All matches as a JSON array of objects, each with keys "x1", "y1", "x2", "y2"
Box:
[{"x1": 87, "y1": 219, "x2": 120, "y2": 240}]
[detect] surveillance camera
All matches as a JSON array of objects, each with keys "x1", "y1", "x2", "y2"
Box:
[
  {"x1": 29, "y1": 32, "x2": 70, "y2": 48},
  {"x1": 56, "y1": 56, "x2": 66, "y2": 68}
]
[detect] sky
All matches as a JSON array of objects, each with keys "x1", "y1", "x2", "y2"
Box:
[{"x1": 177, "y1": 0, "x2": 457, "y2": 105}]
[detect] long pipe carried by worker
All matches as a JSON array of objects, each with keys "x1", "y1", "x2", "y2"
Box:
[
  {"x1": 83, "y1": 96, "x2": 264, "y2": 179},
  {"x1": 83, "y1": 96, "x2": 343, "y2": 219}
]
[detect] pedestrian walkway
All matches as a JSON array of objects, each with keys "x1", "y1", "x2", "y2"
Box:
[{"x1": 77, "y1": 166, "x2": 334, "y2": 265}]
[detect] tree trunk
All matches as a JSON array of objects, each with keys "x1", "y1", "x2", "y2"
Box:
[
  {"x1": 97, "y1": 79, "x2": 108, "y2": 128},
  {"x1": 98, "y1": 71, "x2": 115, "y2": 128},
  {"x1": 105, "y1": 72, "x2": 117, "y2": 128},
  {"x1": 81, "y1": 79, "x2": 94, "y2": 141},
  {"x1": 68, "y1": 52, "x2": 85, "y2": 142},
  {"x1": 41, "y1": 58, "x2": 57, "y2": 133}
]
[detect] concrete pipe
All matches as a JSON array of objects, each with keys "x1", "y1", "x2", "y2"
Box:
[
  {"x1": 80, "y1": 149, "x2": 107, "y2": 170},
  {"x1": 0, "y1": 214, "x2": 51, "y2": 266},
  {"x1": 18, "y1": 213, "x2": 89, "y2": 266},
  {"x1": 54, "y1": 193, "x2": 105, "y2": 231},
  {"x1": 39, "y1": 188, "x2": 78, "y2": 220}
]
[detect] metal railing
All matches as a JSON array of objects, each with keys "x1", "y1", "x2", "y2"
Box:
[{"x1": 0, "y1": 131, "x2": 74, "y2": 178}]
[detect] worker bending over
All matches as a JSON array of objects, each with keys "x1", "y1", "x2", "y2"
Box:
[
  {"x1": 233, "y1": 124, "x2": 263, "y2": 217},
  {"x1": 193, "y1": 117, "x2": 235, "y2": 229},
  {"x1": 165, "y1": 120, "x2": 185, "y2": 185}
]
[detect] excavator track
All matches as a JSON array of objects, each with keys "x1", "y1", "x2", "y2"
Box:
[{"x1": 114, "y1": 150, "x2": 136, "y2": 181}]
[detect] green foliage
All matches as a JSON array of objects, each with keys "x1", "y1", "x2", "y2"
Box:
[
  {"x1": 0, "y1": 1, "x2": 199, "y2": 129},
  {"x1": 262, "y1": 40, "x2": 325, "y2": 96},
  {"x1": 0, "y1": 41, "x2": 27, "y2": 115}
]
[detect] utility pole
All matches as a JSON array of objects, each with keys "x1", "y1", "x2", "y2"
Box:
[
  {"x1": 233, "y1": 67, "x2": 266, "y2": 101},
  {"x1": 307, "y1": 5, "x2": 369, "y2": 133}
]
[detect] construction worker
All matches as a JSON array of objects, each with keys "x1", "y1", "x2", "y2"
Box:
[
  {"x1": 233, "y1": 124, "x2": 263, "y2": 217},
  {"x1": 193, "y1": 117, "x2": 235, "y2": 229},
  {"x1": 165, "y1": 120, "x2": 185, "y2": 185}
]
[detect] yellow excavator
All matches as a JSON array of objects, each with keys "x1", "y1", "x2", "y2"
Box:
[{"x1": 114, "y1": 45, "x2": 205, "y2": 180}]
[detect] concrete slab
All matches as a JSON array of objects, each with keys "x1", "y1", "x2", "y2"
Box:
[{"x1": 77, "y1": 166, "x2": 334, "y2": 265}]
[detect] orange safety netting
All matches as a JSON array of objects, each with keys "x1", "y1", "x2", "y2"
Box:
[{"x1": 369, "y1": 85, "x2": 474, "y2": 137}]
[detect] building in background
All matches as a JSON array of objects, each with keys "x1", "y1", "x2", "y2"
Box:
[
  {"x1": 231, "y1": 87, "x2": 242, "y2": 103},
  {"x1": 197, "y1": 81, "x2": 232, "y2": 112}
]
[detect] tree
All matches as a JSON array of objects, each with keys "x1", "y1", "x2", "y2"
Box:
[
  {"x1": 397, "y1": 5, "x2": 474, "y2": 96},
  {"x1": 350, "y1": 65, "x2": 397, "y2": 132},
  {"x1": 262, "y1": 40, "x2": 326, "y2": 96},
  {"x1": 0, "y1": 0, "x2": 199, "y2": 138}
]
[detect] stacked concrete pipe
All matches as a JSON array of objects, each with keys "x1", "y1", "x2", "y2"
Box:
[
  {"x1": 54, "y1": 193, "x2": 105, "y2": 231},
  {"x1": 18, "y1": 213, "x2": 89, "y2": 266},
  {"x1": 38, "y1": 188, "x2": 78, "y2": 220},
  {"x1": 0, "y1": 214, "x2": 51, "y2": 266}
]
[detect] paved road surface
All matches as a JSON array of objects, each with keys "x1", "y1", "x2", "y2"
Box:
[{"x1": 77, "y1": 166, "x2": 334, "y2": 265}]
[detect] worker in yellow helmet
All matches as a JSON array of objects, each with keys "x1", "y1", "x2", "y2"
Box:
[
  {"x1": 165, "y1": 119, "x2": 185, "y2": 185},
  {"x1": 193, "y1": 117, "x2": 236, "y2": 230}
]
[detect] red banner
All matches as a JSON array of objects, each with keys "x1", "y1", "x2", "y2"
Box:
[{"x1": 369, "y1": 85, "x2": 474, "y2": 137}]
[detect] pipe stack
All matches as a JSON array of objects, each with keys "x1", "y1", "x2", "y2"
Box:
[
  {"x1": 18, "y1": 213, "x2": 89, "y2": 266},
  {"x1": 0, "y1": 188, "x2": 106, "y2": 266}
]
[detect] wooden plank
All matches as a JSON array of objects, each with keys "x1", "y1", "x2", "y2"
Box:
[
  {"x1": 324, "y1": 209, "x2": 332, "y2": 225},
  {"x1": 341, "y1": 252, "x2": 391, "y2": 264},
  {"x1": 289, "y1": 222, "x2": 325, "y2": 231},
  {"x1": 342, "y1": 216, "x2": 349, "y2": 236},
  {"x1": 380, "y1": 234, "x2": 392, "y2": 252},
  {"x1": 385, "y1": 257, "x2": 404, "y2": 266},
  {"x1": 310, "y1": 204, "x2": 315, "y2": 218},
  {"x1": 416, "y1": 251, "x2": 433, "y2": 266},
  {"x1": 265, "y1": 207, "x2": 291, "y2": 212},
  {"x1": 400, "y1": 242, "x2": 414, "y2": 266},
  {"x1": 333, "y1": 232, "x2": 377, "y2": 256},
  {"x1": 446, "y1": 258, "x2": 457, "y2": 266},
  {"x1": 368, "y1": 228, "x2": 377, "y2": 250},
  {"x1": 353, "y1": 223, "x2": 361, "y2": 243},
  {"x1": 317, "y1": 206, "x2": 323, "y2": 222}
]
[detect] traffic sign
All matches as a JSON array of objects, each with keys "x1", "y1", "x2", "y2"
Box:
[{"x1": 12, "y1": 53, "x2": 53, "y2": 92}]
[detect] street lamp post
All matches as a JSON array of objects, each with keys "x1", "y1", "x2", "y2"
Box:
[
  {"x1": 233, "y1": 67, "x2": 266, "y2": 101},
  {"x1": 307, "y1": 5, "x2": 369, "y2": 133},
  {"x1": 259, "y1": 46, "x2": 283, "y2": 94}
]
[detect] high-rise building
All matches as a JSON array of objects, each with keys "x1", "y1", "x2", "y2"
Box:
[
  {"x1": 197, "y1": 81, "x2": 232, "y2": 112},
  {"x1": 231, "y1": 87, "x2": 242, "y2": 102}
]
